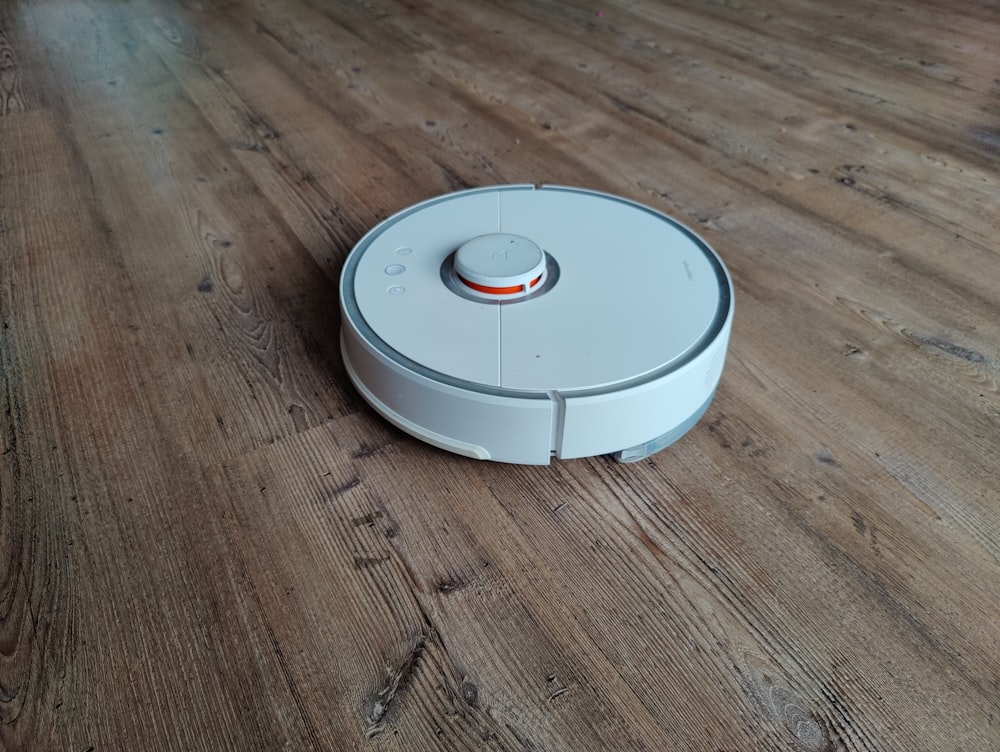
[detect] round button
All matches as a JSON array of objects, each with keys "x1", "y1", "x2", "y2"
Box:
[
  {"x1": 453, "y1": 233, "x2": 547, "y2": 298},
  {"x1": 385, "y1": 264, "x2": 406, "y2": 276}
]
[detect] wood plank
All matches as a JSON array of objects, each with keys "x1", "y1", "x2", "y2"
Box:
[
  {"x1": 212, "y1": 415, "x2": 675, "y2": 749},
  {"x1": 17, "y1": 0, "x2": 357, "y2": 464},
  {"x1": 0, "y1": 6, "x2": 41, "y2": 115},
  {"x1": 0, "y1": 104, "x2": 319, "y2": 752}
]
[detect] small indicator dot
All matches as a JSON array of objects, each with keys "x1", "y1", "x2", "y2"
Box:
[
  {"x1": 396, "y1": 247, "x2": 413, "y2": 256},
  {"x1": 387, "y1": 285, "x2": 405, "y2": 295},
  {"x1": 385, "y1": 264, "x2": 406, "y2": 276}
]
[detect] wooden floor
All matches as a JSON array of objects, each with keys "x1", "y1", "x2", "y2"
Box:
[{"x1": 2, "y1": 0, "x2": 999, "y2": 749}]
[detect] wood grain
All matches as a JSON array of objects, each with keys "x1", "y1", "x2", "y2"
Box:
[
  {"x1": 2, "y1": 0, "x2": 999, "y2": 749},
  {"x1": 0, "y1": 7, "x2": 38, "y2": 116}
]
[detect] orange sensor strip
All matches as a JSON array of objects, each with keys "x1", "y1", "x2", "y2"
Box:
[{"x1": 459, "y1": 274, "x2": 543, "y2": 295}]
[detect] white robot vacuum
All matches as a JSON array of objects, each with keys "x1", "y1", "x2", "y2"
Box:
[{"x1": 339, "y1": 185, "x2": 733, "y2": 464}]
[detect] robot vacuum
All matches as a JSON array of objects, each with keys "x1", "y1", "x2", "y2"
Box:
[{"x1": 339, "y1": 185, "x2": 733, "y2": 464}]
